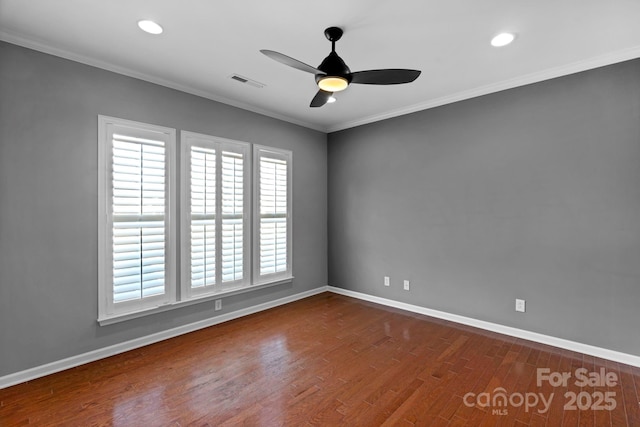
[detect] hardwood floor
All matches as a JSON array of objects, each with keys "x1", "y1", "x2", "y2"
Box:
[{"x1": 1, "y1": 292, "x2": 639, "y2": 426}]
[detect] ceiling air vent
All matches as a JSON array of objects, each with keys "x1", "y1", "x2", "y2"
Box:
[{"x1": 229, "y1": 74, "x2": 265, "y2": 89}]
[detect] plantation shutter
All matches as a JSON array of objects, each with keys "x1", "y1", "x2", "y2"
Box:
[
  {"x1": 189, "y1": 146, "x2": 216, "y2": 289},
  {"x1": 111, "y1": 134, "x2": 167, "y2": 302},
  {"x1": 221, "y1": 151, "x2": 244, "y2": 282},
  {"x1": 255, "y1": 147, "x2": 292, "y2": 281},
  {"x1": 99, "y1": 116, "x2": 176, "y2": 320},
  {"x1": 182, "y1": 132, "x2": 249, "y2": 298}
]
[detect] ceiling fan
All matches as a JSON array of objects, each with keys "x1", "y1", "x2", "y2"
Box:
[{"x1": 260, "y1": 27, "x2": 421, "y2": 108}]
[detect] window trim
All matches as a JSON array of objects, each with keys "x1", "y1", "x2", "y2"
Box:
[
  {"x1": 97, "y1": 277, "x2": 293, "y2": 326},
  {"x1": 180, "y1": 131, "x2": 251, "y2": 300},
  {"x1": 253, "y1": 145, "x2": 293, "y2": 285},
  {"x1": 98, "y1": 115, "x2": 177, "y2": 322},
  {"x1": 98, "y1": 118, "x2": 293, "y2": 325}
]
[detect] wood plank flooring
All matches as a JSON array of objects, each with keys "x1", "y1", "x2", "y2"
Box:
[{"x1": 1, "y1": 292, "x2": 639, "y2": 426}]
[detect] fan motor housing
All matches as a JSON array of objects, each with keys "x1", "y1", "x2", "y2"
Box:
[{"x1": 316, "y1": 52, "x2": 352, "y2": 84}]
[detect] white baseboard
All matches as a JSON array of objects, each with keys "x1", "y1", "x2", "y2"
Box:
[
  {"x1": 327, "y1": 286, "x2": 640, "y2": 368},
  {"x1": 0, "y1": 286, "x2": 328, "y2": 389},
  {"x1": 3, "y1": 285, "x2": 638, "y2": 389}
]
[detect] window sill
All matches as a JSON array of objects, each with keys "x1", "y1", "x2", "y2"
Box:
[{"x1": 98, "y1": 277, "x2": 294, "y2": 326}]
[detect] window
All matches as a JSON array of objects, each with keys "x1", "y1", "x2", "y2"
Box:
[
  {"x1": 98, "y1": 116, "x2": 177, "y2": 320},
  {"x1": 254, "y1": 146, "x2": 292, "y2": 284},
  {"x1": 98, "y1": 117, "x2": 292, "y2": 323},
  {"x1": 180, "y1": 132, "x2": 250, "y2": 299}
]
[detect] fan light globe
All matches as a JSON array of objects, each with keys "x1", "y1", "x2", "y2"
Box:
[{"x1": 318, "y1": 76, "x2": 348, "y2": 92}]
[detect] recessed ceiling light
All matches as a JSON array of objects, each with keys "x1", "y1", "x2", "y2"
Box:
[
  {"x1": 327, "y1": 96, "x2": 337, "y2": 104},
  {"x1": 138, "y1": 20, "x2": 163, "y2": 35},
  {"x1": 491, "y1": 32, "x2": 515, "y2": 47}
]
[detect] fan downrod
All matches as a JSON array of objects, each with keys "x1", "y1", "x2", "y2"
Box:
[{"x1": 324, "y1": 27, "x2": 343, "y2": 42}]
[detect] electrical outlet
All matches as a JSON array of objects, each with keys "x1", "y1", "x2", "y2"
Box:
[
  {"x1": 384, "y1": 276, "x2": 390, "y2": 287},
  {"x1": 215, "y1": 299, "x2": 222, "y2": 311},
  {"x1": 403, "y1": 280, "x2": 410, "y2": 291},
  {"x1": 515, "y1": 299, "x2": 525, "y2": 313}
]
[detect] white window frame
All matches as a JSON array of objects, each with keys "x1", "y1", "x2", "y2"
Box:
[
  {"x1": 253, "y1": 145, "x2": 293, "y2": 285},
  {"x1": 98, "y1": 115, "x2": 177, "y2": 322},
  {"x1": 98, "y1": 117, "x2": 293, "y2": 325},
  {"x1": 180, "y1": 131, "x2": 251, "y2": 300}
]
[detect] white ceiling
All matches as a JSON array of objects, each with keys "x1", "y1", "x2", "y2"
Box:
[{"x1": 2, "y1": 0, "x2": 640, "y2": 132}]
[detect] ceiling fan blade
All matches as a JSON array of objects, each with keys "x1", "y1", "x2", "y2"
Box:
[
  {"x1": 310, "y1": 90, "x2": 333, "y2": 108},
  {"x1": 350, "y1": 69, "x2": 421, "y2": 85},
  {"x1": 260, "y1": 50, "x2": 324, "y2": 75}
]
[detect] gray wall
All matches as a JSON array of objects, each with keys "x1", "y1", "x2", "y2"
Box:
[
  {"x1": 0, "y1": 41, "x2": 327, "y2": 376},
  {"x1": 328, "y1": 58, "x2": 640, "y2": 355},
  {"x1": 2, "y1": 38, "x2": 639, "y2": 378}
]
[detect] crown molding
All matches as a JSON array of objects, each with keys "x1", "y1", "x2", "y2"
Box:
[
  {"x1": 0, "y1": 30, "x2": 326, "y2": 133},
  {"x1": 327, "y1": 45, "x2": 640, "y2": 133},
  {"x1": 3, "y1": 29, "x2": 640, "y2": 135}
]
